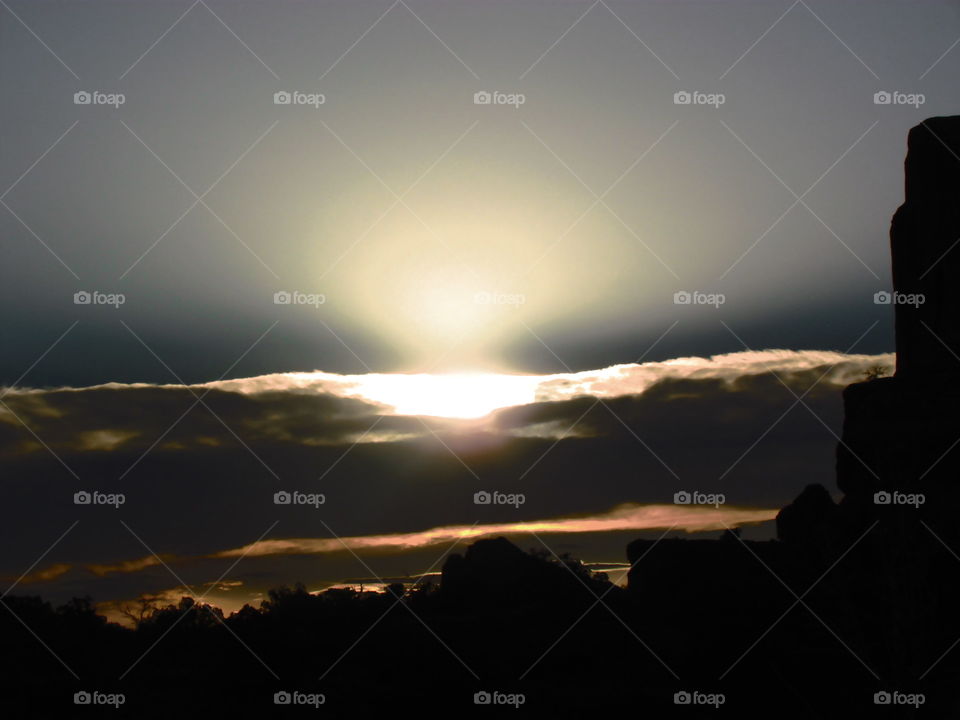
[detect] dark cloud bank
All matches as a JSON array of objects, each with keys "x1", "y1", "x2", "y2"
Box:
[{"x1": 0, "y1": 350, "x2": 891, "y2": 610}]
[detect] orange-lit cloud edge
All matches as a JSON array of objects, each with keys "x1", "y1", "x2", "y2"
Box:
[{"x1": 18, "y1": 502, "x2": 776, "y2": 587}]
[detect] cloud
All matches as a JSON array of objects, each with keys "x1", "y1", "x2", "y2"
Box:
[
  {"x1": 533, "y1": 349, "x2": 893, "y2": 402},
  {"x1": 0, "y1": 349, "x2": 893, "y2": 454},
  {"x1": 87, "y1": 555, "x2": 167, "y2": 578},
  {"x1": 0, "y1": 349, "x2": 890, "y2": 608},
  {"x1": 22, "y1": 502, "x2": 775, "y2": 584},
  {"x1": 210, "y1": 502, "x2": 776, "y2": 559},
  {"x1": 16, "y1": 562, "x2": 72, "y2": 584}
]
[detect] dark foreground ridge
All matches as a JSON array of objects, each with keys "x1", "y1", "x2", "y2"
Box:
[{"x1": 3, "y1": 118, "x2": 960, "y2": 717}]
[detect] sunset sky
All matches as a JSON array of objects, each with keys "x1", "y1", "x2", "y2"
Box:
[{"x1": 2, "y1": 0, "x2": 959, "y2": 618}]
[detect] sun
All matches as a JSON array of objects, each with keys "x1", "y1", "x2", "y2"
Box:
[{"x1": 349, "y1": 372, "x2": 542, "y2": 419}]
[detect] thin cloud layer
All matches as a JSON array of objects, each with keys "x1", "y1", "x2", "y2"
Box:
[
  {"x1": 211, "y1": 502, "x2": 777, "y2": 559},
  {"x1": 21, "y1": 502, "x2": 775, "y2": 583},
  {"x1": 0, "y1": 349, "x2": 893, "y2": 454}
]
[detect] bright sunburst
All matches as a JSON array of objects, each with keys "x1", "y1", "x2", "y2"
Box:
[{"x1": 347, "y1": 372, "x2": 543, "y2": 419}]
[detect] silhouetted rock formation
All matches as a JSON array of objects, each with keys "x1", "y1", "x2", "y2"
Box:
[
  {"x1": 621, "y1": 118, "x2": 960, "y2": 716},
  {"x1": 892, "y1": 117, "x2": 960, "y2": 377},
  {"x1": 442, "y1": 536, "x2": 537, "y2": 600},
  {"x1": 625, "y1": 535, "x2": 791, "y2": 629},
  {"x1": 776, "y1": 482, "x2": 837, "y2": 547},
  {"x1": 441, "y1": 536, "x2": 610, "y2": 608},
  {"x1": 830, "y1": 116, "x2": 960, "y2": 705},
  {"x1": 839, "y1": 116, "x2": 960, "y2": 527}
]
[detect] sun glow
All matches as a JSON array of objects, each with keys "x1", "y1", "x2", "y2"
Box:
[{"x1": 348, "y1": 372, "x2": 543, "y2": 419}]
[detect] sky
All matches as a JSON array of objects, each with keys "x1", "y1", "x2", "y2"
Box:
[
  {"x1": 2, "y1": 0, "x2": 959, "y2": 384},
  {"x1": 1, "y1": 0, "x2": 958, "y2": 613}
]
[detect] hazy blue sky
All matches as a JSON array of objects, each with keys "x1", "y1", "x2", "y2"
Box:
[{"x1": 2, "y1": 0, "x2": 959, "y2": 384}]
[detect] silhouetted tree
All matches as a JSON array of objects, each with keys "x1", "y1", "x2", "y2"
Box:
[{"x1": 118, "y1": 592, "x2": 161, "y2": 628}]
